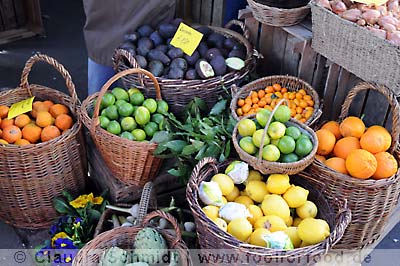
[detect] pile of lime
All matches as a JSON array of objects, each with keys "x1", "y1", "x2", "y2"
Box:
[
  {"x1": 237, "y1": 106, "x2": 313, "y2": 162},
  {"x1": 96, "y1": 87, "x2": 169, "y2": 141}
]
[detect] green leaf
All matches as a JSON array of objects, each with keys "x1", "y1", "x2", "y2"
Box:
[
  {"x1": 53, "y1": 198, "x2": 76, "y2": 215},
  {"x1": 210, "y1": 99, "x2": 227, "y2": 116},
  {"x1": 203, "y1": 145, "x2": 220, "y2": 158},
  {"x1": 195, "y1": 145, "x2": 207, "y2": 160},
  {"x1": 194, "y1": 97, "x2": 208, "y2": 112},
  {"x1": 182, "y1": 145, "x2": 198, "y2": 156},
  {"x1": 150, "y1": 131, "x2": 172, "y2": 143},
  {"x1": 154, "y1": 144, "x2": 169, "y2": 155},
  {"x1": 224, "y1": 140, "x2": 231, "y2": 159},
  {"x1": 165, "y1": 140, "x2": 187, "y2": 153},
  {"x1": 61, "y1": 191, "x2": 74, "y2": 202},
  {"x1": 87, "y1": 209, "x2": 102, "y2": 222},
  {"x1": 192, "y1": 140, "x2": 204, "y2": 150},
  {"x1": 168, "y1": 168, "x2": 182, "y2": 177}
]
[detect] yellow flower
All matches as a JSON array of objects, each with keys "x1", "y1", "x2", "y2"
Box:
[
  {"x1": 51, "y1": 232, "x2": 70, "y2": 246},
  {"x1": 87, "y1": 193, "x2": 94, "y2": 202},
  {"x1": 92, "y1": 196, "x2": 104, "y2": 205},
  {"x1": 69, "y1": 194, "x2": 89, "y2": 209}
]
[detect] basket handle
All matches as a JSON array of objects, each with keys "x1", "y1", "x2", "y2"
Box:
[
  {"x1": 141, "y1": 210, "x2": 182, "y2": 248},
  {"x1": 224, "y1": 20, "x2": 250, "y2": 40},
  {"x1": 19, "y1": 53, "x2": 79, "y2": 113},
  {"x1": 190, "y1": 157, "x2": 219, "y2": 185},
  {"x1": 112, "y1": 48, "x2": 146, "y2": 86},
  {"x1": 90, "y1": 68, "x2": 162, "y2": 135},
  {"x1": 325, "y1": 199, "x2": 352, "y2": 251},
  {"x1": 136, "y1": 182, "x2": 154, "y2": 224},
  {"x1": 339, "y1": 82, "x2": 400, "y2": 153}
]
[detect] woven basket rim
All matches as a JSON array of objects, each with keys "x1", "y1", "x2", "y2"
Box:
[{"x1": 249, "y1": 0, "x2": 311, "y2": 11}]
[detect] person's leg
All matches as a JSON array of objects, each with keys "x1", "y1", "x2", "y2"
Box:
[{"x1": 87, "y1": 58, "x2": 116, "y2": 95}]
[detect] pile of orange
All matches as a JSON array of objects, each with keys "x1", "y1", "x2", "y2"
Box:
[
  {"x1": 0, "y1": 101, "x2": 73, "y2": 146},
  {"x1": 315, "y1": 116, "x2": 398, "y2": 180},
  {"x1": 236, "y1": 84, "x2": 315, "y2": 123}
]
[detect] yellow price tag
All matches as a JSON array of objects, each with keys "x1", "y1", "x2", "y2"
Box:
[
  {"x1": 170, "y1": 23, "x2": 203, "y2": 56},
  {"x1": 7, "y1": 96, "x2": 35, "y2": 119},
  {"x1": 355, "y1": 0, "x2": 388, "y2": 5}
]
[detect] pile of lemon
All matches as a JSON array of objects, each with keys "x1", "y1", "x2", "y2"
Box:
[{"x1": 202, "y1": 168, "x2": 330, "y2": 248}]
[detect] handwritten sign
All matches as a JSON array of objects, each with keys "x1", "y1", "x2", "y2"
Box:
[
  {"x1": 170, "y1": 23, "x2": 203, "y2": 56},
  {"x1": 7, "y1": 96, "x2": 35, "y2": 119},
  {"x1": 355, "y1": 0, "x2": 388, "y2": 5}
]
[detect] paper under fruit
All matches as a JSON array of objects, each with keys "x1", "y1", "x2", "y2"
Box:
[
  {"x1": 219, "y1": 202, "x2": 251, "y2": 222},
  {"x1": 199, "y1": 181, "x2": 224, "y2": 206},
  {"x1": 225, "y1": 161, "x2": 249, "y2": 184},
  {"x1": 262, "y1": 231, "x2": 294, "y2": 250}
]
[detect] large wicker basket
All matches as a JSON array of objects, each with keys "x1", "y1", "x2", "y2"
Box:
[
  {"x1": 230, "y1": 75, "x2": 321, "y2": 125},
  {"x1": 0, "y1": 54, "x2": 87, "y2": 229},
  {"x1": 112, "y1": 20, "x2": 258, "y2": 115},
  {"x1": 307, "y1": 82, "x2": 400, "y2": 249},
  {"x1": 187, "y1": 157, "x2": 351, "y2": 266},
  {"x1": 81, "y1": 68, "x2": 163, "y2": 186},
  {"x1": 247, "y1": 0, "x2": 310, "y2": 27},
  {"x1": 73, "y1": 210, "x2": 192, "y2": 266}
]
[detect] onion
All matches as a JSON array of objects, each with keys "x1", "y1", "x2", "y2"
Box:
[
  {"x1": 331, "y1": 0, "x2": 347, "y2": 14},
  {"x1": 317, "y1": 0, "x2": 332, "y2": 10},
  {"x1": 341, "y1": 9, "x2": 362, "y2": 22},
  {"x1": 387, "y1": 31, "x2": 400, "y2": 45},
  {"x1": 367, "y1": 26, "x2": 387, "y2": 39},
  {"x1": 388, "y1": 0, "x2": 399, "y2": 13},
  {"x1": 362, "y1": 9, "x2": 381, "y2": 25},
  {"x1": 357, "y1": 3, "x2": 372, "y2": 12},
  {"x1": 378, "y1": 15, "x2": 399, "y2": 27},
  {"x1": 382, "y1": 21, "x2": 397, "y2": 32},
  {"x1": 357, "y1": 19, "x2": 367, "y2": 26},
  {"x1": 376, "y1": 5, "x2": 388, "y2": 16}
]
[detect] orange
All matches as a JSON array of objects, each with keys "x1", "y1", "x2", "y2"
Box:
[
  {"x1": 325, "y1": 157, "x2": 348, "y2": 175},
  {"x1": 346, "y1": 149, "x2": 377, "y2": 179},
  {"x1": 333, "y1": 137, "x2": 361, "y2": 160},
  {"x1": 258, "y1": 90, "x2": 265, "y2": 98},
  {"x1": 36, "y1": 111, "x2": 54, "y2": 127},
  {"x1": 31, "y1": 101, "x2": 49, "y2": 118},
  {"x1": 14, "y1": 114, "x2": 31, "y2": 128},
  {"x1": 315, "y1": 154, "x2": 326, "y2": 162},
  {"x1": 339, "y1": 116, "x2": 365, "y2": 138},
  {"x1": 55, "y1": 114, "x2": 73, "y2": 131},
  {"x1": 0, "y1": 128, "x2": 2, "y2": 138},
  {"x1": 321, "y1": 121, "x2": 342, "y2": 140},
  {"x1": 360, "y1": 125, "x2": 392, "y2": 154},
  {"x1": 265, "y1": 86, "x2": 274, "y2": 93},
  {"x1": 14, "y1": 139, "x2": 30, "y2": 146},
  {"x1": 273, "y1": 83, "x2": 281, "y2": 91},
  {"x1": 0, "y1": 139, "x2": 8, "y2": 145},
  {"x1": 236, "y1": 108, "x2": 243, "y2": 116},
  {"x1": 49, "y1": 104, "x2": 69, "y2": 118},
  {"x1": 316, "y1": 129, "x2": 336, "y2": 156},
  {"x1": 1, "y1": 118, "x2": 14, "y2": 130},
  {"x1": 43, "y1": 100, "x2": 54, "y2": 109},
  {"x1": 281, "y1": 87, "x2": 287, "y2": 93},
  {"x1": 0, "y1": 105, "x2": 9, "y2": 118},
  {"x1": 41, "y1": 125, "x2": 60, "y2": 142},
  {"x1": 237, "y1": 99, "x2": 245, "y2": 107},
  {"x1": 2, "y1": 125, "x2": 22, "y2": 144},
  {"x1": 22, "y1": 124, "x2": 42, "y2": 143},
  {"x1": 372, "y1": 152, "x2": 398, "y2": 179}
]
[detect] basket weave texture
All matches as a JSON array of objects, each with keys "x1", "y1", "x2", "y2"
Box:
[
  {"x1": 80, "y1": 68, "x2": 163, "y2": 186},
  {"x1": 247, "y1": 0, "x2": 310, "y2": 27},
  {"x1": 186, "y1": 157, "x2": 351, "y2": 266},
  {"x1": 112, "y1": 20, "x2": 258, "y2": 115},
  {"x1": 307, "y1": 82, "x2": 400, "y2": 249},
  {"x1": 230, "y1": 75, "x2": 321, "y2": 125},
  {"x1": 73, "y1": 210, "x2": 192, "y2": 266},
  {"x1": 0, "y1": 54, "x2": 87, "y2": 229},
  {"x1": 311, "y1": 1, "x2": 400, "y2": 96}
]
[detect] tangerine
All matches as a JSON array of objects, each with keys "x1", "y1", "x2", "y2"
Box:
[
  {"x1": 22, "y1": 124, "x2": 42, "y2": 143},
  {"x1": 49, "y1": 104, "x2": 69, "y2": 117},
  {"x1": 1, "y1": 118, "x2": 14, "y2": 129},
  {"x1": 14, "y1": 139, "x2": 30, "y2": 146},
  {"x1": 55, "y1": 114, "x2": 73, "y2": 131},
  {"x1": 2, "y1": 125, "x2": 22, "y2": 144},
  {"x1": 41, "y1": 125, "x2": 60, "y2": 142},
  {"x1": 36, "y1": 111, "x2": 54, "y2": 127},
  {"x1": 15, "y1": 114, "x2": 31, "y2": 128},
  {"x1": 0, "y1": 105, "x2": 9, "y2": 118}
]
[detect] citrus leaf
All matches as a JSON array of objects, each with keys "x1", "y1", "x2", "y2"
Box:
[
  {"x1": 165, "y1": 140, "x2": 187, "y2": 153},
  {"x1": 150, "y1": 131, "x2": 172, "y2": 143},
  {"x1": 182, "y1": 145, "x2": 197, "y2": 156},
  {"x1": 210, "y1": 99, "x2": 227, "y2": 116}
]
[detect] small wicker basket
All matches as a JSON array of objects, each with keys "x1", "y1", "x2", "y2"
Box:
[
  {"x1": 80, "y1": 68, "x2": 163, "y2": 186},
  {"x1": 186, "y1": 157, "x2": 351, "y2": 266},
  {"x1": 307, "y1": 82, "x2": 400, "y2": 249},
  {"x1": 0, "y1": 54, "x2": 86, "y2": 229},
  {"x1": 73, "y1": 210, "x2": 192, "y2": 266},
  {"x1": 247, "y1": 0, "x2": 311, "y2": 27}
]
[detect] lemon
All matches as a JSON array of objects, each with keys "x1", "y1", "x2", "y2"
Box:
[
  {"x1": 246, "y1": 170, "x2": 263, "y2": 184},
  {"x1": 221, "y1": 196, "x2": 228, "y2": 205},
  {"x1": 211, "y1": 173, "x2": 235, "y2": 196},
  {"x1": 285, "y1": 216, "x2": 293, "y2": 227},
  {"x1": 283, "y1": 185, "x2": 309, "y2": 208},
  {"x1": 202, "y1": 205, "x2": 220, "y2": 220},
  {"x1": 284, "y1": 227, "x2": 301, "y2": 248},
  {"x1": 240, "y1": 190, "x2": 249, "y2": 196},
  {"x1": 249, "y1": 228, "x2": 271, "y2": 247},
  {"x1": 227, "y1": 218, "x2": 253, "y2": 242},
  {"x1": 213, "y1": 218, "x2": 227, "y2": 232},
  {"x1": 266, "y1": 174, "x2": 290, "y2": 194},
  {"x1": 225, "y1": 186, "x2": 240, "y2": 202},
  {"x1": 318, "y1": 219, "x2": 330, "y2": 233},
  {"x1": 238, "y1": 119, "x2": 257, "y2": 137},
  {"x1": 300, "y1": 241, "x2": 312, "y2": 247},
  {"x1": 247, "y1": 205, "x2": 263, "y2": 225},
  {"x1": 246, "y1": 180, "x2": 269, "y2": 203},
  {"x1": 254, "y1": 215, "x2": 287, "y2": 232},
  {"x1": 234, "y1": 195, "x2": 254, "y2": 207},
  {"x1": 297, "y1": 218, "x2": 330, "y2": 245},
  {"x1": 261, "y1": 195, "x2": 290, "y2": 220},
  {"x1": 296, "y1": 201, "x2": 318, "y2": 219},
  {"x1": 293, "y1": 217, "x2": 302, "y2": 227}
]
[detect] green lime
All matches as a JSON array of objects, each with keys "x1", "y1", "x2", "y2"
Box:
[
  {"x1": 238, "y1": 119, "x2": 257, "y2": 137},
  {"x1": 132, "y1": 129, "x2": 146, "y2": 141},
  {"x1": 144, "y1": 122, "x2": 158, "y2": 138},
  {"x1": 281, "y1": 153, "x2": 299, "y2": 163},
  {"x1": 274, "y1": 105, "x2": 291, "y2": 123},
  {"x1": 107, "y1": 120, "x2": 121, "y2": 135},
  {"x1": 298, "y1": 134, "x2": 311, "y2": 141},
  {"x1": 130, "y1": 92, "x2": 145, "y2": 106},
  {"x1": 286, "y1": 126, "x2": 302, "y2": 140},
  {"x1": 239, "y1": 136, "x2": 257, "y2": 155},
  {"x1": 151, "y1": 113, "x2": 165, "y2": 124},
  {"x1": 256, "y1": 109, "x2": 272, "y2": 127},
  {"x1": 156, "y1": 100, "x2": 169, "y2": 114},
  {"x1": 295, "y1": 137, "x2": 313, "y2": 157},
  {"x1": 278, "y1": 136, "x2": 296, "y2": 154},
  {"x1": 118, "y1": 102, "x2": 134, "y2": 117},
  {"x1": 135, "y1": 106, "x2": 151, "y2": 126},
  {"x1": 143, "y1": 98, "x2": 157, "y2": 113},
  {"x1": 271, "y1": 138, "x2": 280, "y2": 146},
  {"x1": 115, "y1": 99, "x2": 128, "y2": 108},
  {"x1": 267, "y1": 121, "x2": 286, "y2": 139},
  {"x1": 262, "y1": 144, "x2": 280, "y2": 162},
  {"x1": 128, "y1": 88, "x2": 140, "y2": 96},
  {"x1": 121, "y1": 116, "x2": 137, "y2": 131},
  {"x1": 252, "y1": 129, "x2": 270, "y2": 148},
  {"x1": 99, "y1": 115, "x2": 110, "y2": 129},
  {"x1": 120, "y1": 131, "x2": 134, "y2": 140},
  {"x1": 100, "y1": 93, "x2": 116, "y2": 109},
  {"x1": 100, "y1": 108, "x2": 107, "y2": 117},
  {"x1": 104, "y1": 105, "x2": 119, "y2": 120},
  {"x1": 112, "y1": 87, "x2": 129, "y2": 101}
]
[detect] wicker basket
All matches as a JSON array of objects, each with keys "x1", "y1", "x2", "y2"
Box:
[
  {"x1": 247, "y1": 0, "x2": 310, "y2": 27},
  {"x1": 0, "y1": 54, "x2": 87, "y2": 229},
  {"x1": 80, "y1": 68, "x2": 163, "y2": 186},
  {"x1": 307, "y1": 82, "x2": 400, "y2": 249},
  {"x1": 230, "y1": 75, "x2": 321, "y2": 125},
  {"x1": 186, "y1": 157, "x2": 351, "y2": 266},
  {"x1": 73, "y1": 210, "x2": 192, "y2": 266},
  {"x1": 112, "y1": 20, "x2": 258, "y2": 115},
  {"x1": 232, "y1": 99, "x2": 318, "y2": 175}
]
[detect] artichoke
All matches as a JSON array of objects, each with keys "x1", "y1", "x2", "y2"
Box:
[
  {"x1": 133, "y1": 228, "x2": 168, "y2": 263},
  {"x1": 99, "y1": 247, "x2": 128, "y2": 266}
]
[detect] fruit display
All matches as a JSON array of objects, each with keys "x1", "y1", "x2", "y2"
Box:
[
  {"x1": 316, "y1": 116, "x2": 398, "y2": 179},
  {"x1": 235, "y1": 84, "x2": 315, "y2": 122},
  {"x1": 96, "y1": 87, "x2": 170, "y2": 141},
  {"x1": 119, "y1": 18, "x2": 246, "y2": 80},
  {"x1": 199, "y1": 161, "x2": 331, "y2": 248},
  {"x1": 0, "y1": 101, "x2": 73, "y2": 145}
]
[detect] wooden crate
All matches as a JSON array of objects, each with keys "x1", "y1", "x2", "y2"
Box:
[{"x1": 0, "y1": 0, "x2": 44, "y2": 45}]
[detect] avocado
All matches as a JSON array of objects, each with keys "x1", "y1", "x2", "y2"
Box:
[
  {"x1": 124, "y1": 32, "x2": 140, "y2": 43},
  {"x1": 196, "y1": 59, "x2": 215, "y2": 79},
  {"x1": 228, "y1": 49, "x2": 246, "y2": 60},
  {"x1": 232, "y1": 43, "x2": 246, "y2": 52},
  {"x1": 184, "y1": 51, "x2": 200, "y2": 66},
  {"x1": 210, "y1": 55, "x2": 227, "y2": 76},
  {"x1": 197, "y1": 26, "x2": 212, "y2": 38},
  {"x1": 155, "y1": 44, "x2": 168, "y2": 54},
  {"x1": 149, "y1": 31, "x2": 164, "y2": 47},
  {"x1": 167, "y1": 47, "x2": 184, "y2": 59},
  {"x1": 225, "y1": 57, "x2": 245, "y2": 71},
  {"x1": 163, "y1": 66, "x2": 170, "y2": 76},
  {"x1": 168, "y1": 67, "x2": 185, "y2": 79},
  {"x1": 119, "y1": 42, "x2": 136, "y2": 55},
  {"x1": 137, "y1": 37, "x2": 154, "y2": 56},
  {"x1": 197, "y1": 42, "x2": 209, "y2": 58},
  {"x1": 147, "y1": 50, "x2": 171, "y2": 65},
  {"x1": 170, "y1": 18, "x2": 184, "y2": 26},
  {"x1": 134, "y1": 55, "x2": 148, "y2": 69},
  {"x1": 137, "y1": 24, "x2": 154, "y2": 37},
  {"x1": 205, "y1": 48, "x2": 222, "y2": 61},
  {"x1": 223, "y1": 38, "x2": 239, "y2": 50},
  {"x1": 159, "y1": 23, "x2": 177, "y2": 38},
  {"x1": 185, "y1": 69, "x2": 198, "y2": 80},
  {"x1": 148, "y1": 60, "x2": 164, "y2": 77},
  {"x1": 207, "y1": 33, "x2": 225, "y2": 49},
  {"x1": 220, "y1": 48, "x2": 230, "y2": 58},
  {"x1": 170, "y1": 58, "x2": 188, "y2": 71}
]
